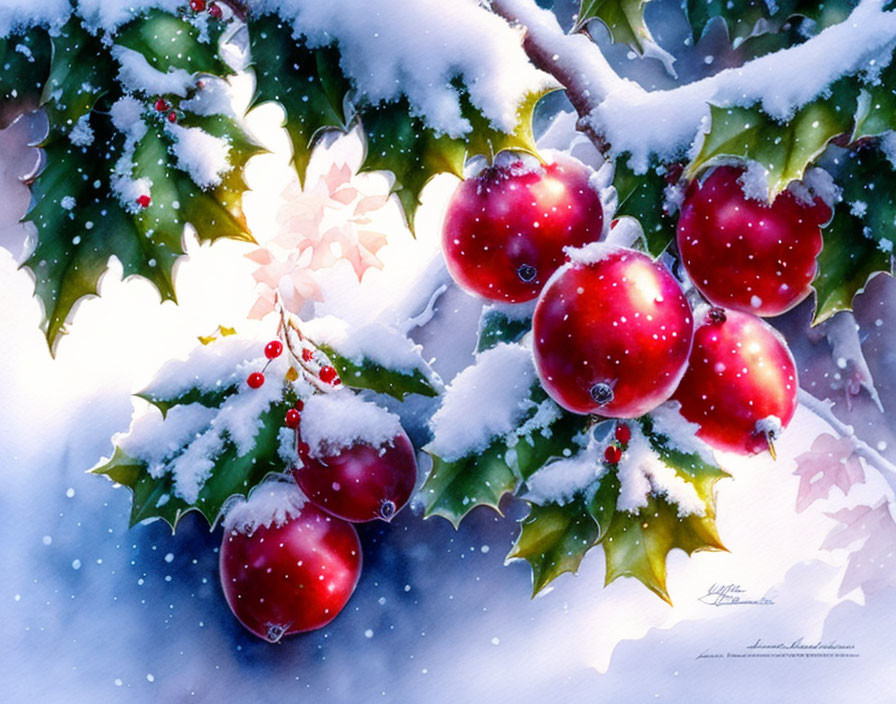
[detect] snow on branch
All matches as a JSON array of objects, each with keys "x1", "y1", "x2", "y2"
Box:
[{"x1": 492, "y1": 0, "x2": 896, "y2": 171}]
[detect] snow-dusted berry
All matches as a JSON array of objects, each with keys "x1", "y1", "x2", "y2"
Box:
[
  {"x1": 284, "y1": 409, "x2": 301, "y2": 428},
  {"x1": 136, "y1": 194, "x2": 151, "y2": 208},
  {"x1": 319, "y1": 365, "x2": 339, "y2": 385}
]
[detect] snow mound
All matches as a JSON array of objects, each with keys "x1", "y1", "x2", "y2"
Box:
[
  {"x1": 301, "y1": 391, "x2": 403, "y2": 459},
  {"x1": 222, "y1": 480, "x2": 307, "y2": 535}
]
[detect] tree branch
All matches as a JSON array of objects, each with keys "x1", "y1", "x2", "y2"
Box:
[{"x1": 799, "y1": 388, "x2": 896, "y2": 496}]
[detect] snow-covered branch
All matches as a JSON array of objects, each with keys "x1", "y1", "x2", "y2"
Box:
[
  {"x1": 492, "y1": 0, "x2": 896, "y2": 171},
  {"x1": 799, "y1": 388, "x2": 896, "y2": 496}
]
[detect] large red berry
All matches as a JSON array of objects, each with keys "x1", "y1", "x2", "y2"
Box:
[
  {"x1": 672, "y1": 307, "x2": 798, "y2": 455},
  {"x1": 442, "y1": 156, "x2": 604, "y2": 302},
  {"x1": 219, "y1": 496, "x2": 361, "y2": 641},
  {"x1": 676, "y1": 165, "x2": 830, "y2": 316},
  {"x1": 294, "y1": 429, "x2": 417, "y2": 523},
  {"x1": 533, "y1": 245, "x2": 694, "y2": 418}
]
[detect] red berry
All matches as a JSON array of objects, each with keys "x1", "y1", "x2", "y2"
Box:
[
  {"x1": 319, "y1": 365, "x2": 339, "y2": 384},
  {"x1": 301, "y1": 347, "x2": 314, "y2": 362},
  {"x1": 208, "y1": 3, "x2": 223, "y2": 18},
  {"x1": 136, "y1": 194, "x2": 151, "y2": 208},
  {"x1": 295, "y1": 399, "x2": 305, "y2": 412},
  {"x1": 285, "y1": 409, "x2": 301, "y2": 428},
  {"x1": 264, "y1": 340, "x2": 283, "y2": 359},
  {"x1": 154, "y1": 98, "x2": 169, "y2": 112},
  {"x1": 190, "y1": 0, "x2": 206, "y2": 11},
  {"x1": 247, "y1": 372, "x2": 265, "y2": 389},
  {"x1": 677, "y1": 165, "x2": 829, "y2": 317},
  {"x1": 167, "y1": 111, "x2": 177, "y2": 123},
  {"x1": 293, "y1": 430, "x2": 417, "y2": 523},
  {"x1": 533, "y1": 245, "x2": 694, "y2": 418},
  {"x1": 615, "y1": 423, "x2": 631, "y2": 446},
  {"x1": 604, "y1": 445, "x2": 622, "y2": 465},
  {"x1": 442, "y1": 156, "x2": 604, "y2": 302},
  {"x1": 672, "y1": 308, "x2": 798, "y2": 455},
  {"x1": 219, "y1": 500, "x2": 361, "y2": 641}
]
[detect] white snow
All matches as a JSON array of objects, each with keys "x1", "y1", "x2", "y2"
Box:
[
  {"x1": 77, "y1": 0, "x2": 186, "y2": 34},
  {"x1": 252, "y1": 0, "x2": 551, "y2": 137},
  {"x1": 427, "y1": 342, "x2": 536, "y2": 461},
  {"x1": 165, "y1": 122, "x2": 233, "y2": 190},
  {"x1": 111, "y1": 45, "x2": 196, "y2": 98},
  {"x1": 60, "y1": 196, "x2": 76, "y2": 211},
  {"x1": 303, "y1": 314, "x2": 436, "y2": 381},
  {"x1": 615, "y1": 425, "x2": 706, "y2": 517},
  {"x1": 648, "y1": 401, "x2": 717, "y2": 466},
  {"x1": 0, "y1": 0, "x2": 69, "y2": 37},
  {"x1": 179, "y1": 78, "x2": 238, "y2": 117},
  {"x1": 109, "y1": 96, "x2": 151, "y2": 210},
  {"x1": 116, "y1": 402, "x2": 218, "y2": 474},
  {"x1": 68, "y1": 114, "x2": 95, "y2": 148},
  {"x1": 525, "y1": 445, "x2": 602, "y2": 505},
  {"x1": 221, "y1": 480, "x2": 307, "y2": 535},
  {"x1": 755, "y1": 415, "x2": 783, "y2": 439},
  {"x1": 881, "y1": 131, "x2": 896, "y2": 168},
  {"x1": 788, "y1": 166, "x2": 840, "y2": 209},
  {"x1": 300, "y1": 390, "x2": 402, "y2": 459}
]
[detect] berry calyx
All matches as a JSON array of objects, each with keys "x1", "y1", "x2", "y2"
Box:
[
  {"x1": 208, "y1": 3, "x2": 223, "y2": 18},
  {"x1": 247, "y1": 372, "x2": 265, "y2": 389},
  {"x1": 219, "y1": 497, "x2": 361, "y2": 641},
  {"x1": 190, "y1": 0, "x2": 206, "y2": 11},
  {"x1": 284, "y1": 409, "x2": 301, "y2": 428},
  {"x1": 532, "y1": 245, "x2": 694, "y2": 418},
  {"x1": 676, "y1": 165, "x2": 829, "y2": 316},
  {"x1": 319, "y1": 365, "x2": 339, "y2": 385},
  {"x1": 615, "y1": 423, "x2": 631, "y2": 446},
  {"x1": 604, "y1": 445, "x2": 622, "y2": 465},
  {"x1": 293, "y1": 429, "x2": 417, "y2": 523},
  {"x1": 672, "y1": 307, "x2": 798, "y2": 455},
  {"x1": 264, "y1": 340, "x2": 283, "y2": 359},
  {"x1": 135, "y1": 194, "x2": 151, "y2": 208},
  {"x1": 154, "y1": 98, "x2": 169, "y2": 112},
  {"x1": 442, "y1": 155, "x2": 605, "y2": 302}
]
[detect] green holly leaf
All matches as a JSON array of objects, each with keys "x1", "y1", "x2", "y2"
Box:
[
  {"x1": 853, "y1": 65, "x2": 896, "y2": 140},
  {"x1": 0, "y1": 29, "x2": 51, "y2": 120},
  {"x1": 687, "y1": 80, "x2": 858, "y2": 197},
  {"x1": 511, "y1": 390, "x2": 591, "y2": 481},
  {"x1": 248, "y1": 14, "x2": 350, "y2": 184},
  {"x1": 462, "y1": 87, "x2": 550, "y2": 164},
  {"x1": 316, "y1": 343, "x2": 439, "y2": 400},
  {"x1": 116, "y1": 9, "x2": 231, "y2": 78},
  {"x1": 612, "y1": 159, "x2": 677, "y2": 256},
  {"x1": 508, "y1": 498, "x2": 600, "y2": 596},
  {"x1": 812, "y1": 147, "x2": 895, "y2": 324},
  {"x1": 576, "y1": 0, "x2": 656, "y2": 54},
  {"x1": 476, "y1": 306, "x2": 532, "y2": 353}
]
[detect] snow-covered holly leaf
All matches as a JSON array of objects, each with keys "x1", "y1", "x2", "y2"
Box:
[
  {"x1": 476, "y1": 306, "x2": 532, "y2": 353},
  {"x1": 0, "y1": 29, "x2": 51, "y2": 118},
  {"x1": 317, "y1": 344, "x2": 439, "y2": 400},
  {"x1": 813, "y1": 147, "x2": 895, "y2": 325},
  {"x1": 688, "y1": 81, "x2": 858, "y2": 198},
  {"x1": 823, "y1": 503, "x2": 896, "y2": 597},
  {"x1": 793, "y1": 433, "x2": 865, "y2": 512},
  {"x1": 92, "y1": 337, "x2": 296, "y2": 530},
  {"x1": 461, "y1": 87, "x2": 549, "y2": 165},
  {"x1": 116, "y1": 9, "x2": 231, "y2": 78},
  {"x1": 612, "y1": 159, "x2": 677, "y2": 256},
  {"x1": 575, "y1": 0, "x2": 655, "y2": 54},
  {"x1": 248, "y1": 14, "x2": 349, "y2": 184},
  {"x1": 601, "y1": 415, "x2": 728, "y2": 603},
  {"x1": 508, "y1": 498, "x2": 600, "y2": 596}
]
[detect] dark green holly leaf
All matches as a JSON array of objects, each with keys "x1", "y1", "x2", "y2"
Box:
[
  {"x1": 0, "y1": 28, "x2": 51, "y2": 121},
  {"x1": 511, "y1": 390, "x2": 590, "y2": 481},
  {"x1": 508, "y1": 498, "x2": 600, "y2": 595},
  {"x1": 612, "y1": 159, "x2": 677, "y2": 256},
  {"x1": 476, "y1": 306, "x2": 532, "y2": 353},
  {"x1": 688, "y1": 80, "x2": 858, "y2": 197},
  {"x1": 248, "y1": 14, "x2": 349, "y2": 183},
  {"x1": 853, "y1": 64, "x2": 896, "y2": 140},
  {"x1": 316, "y1": 343, "x2": 439, "y2": 400},
  {"x1": 588, "y1": 468, "x2": 621, "y2": 539},
  {"x1": 116, "y1": 9, "x2": 231, "y2": 78},
  {"x1": 576, "y1": 0, "x2": 656, "y2": 54}
]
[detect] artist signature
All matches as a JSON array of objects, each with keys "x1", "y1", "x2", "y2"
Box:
[{"x1": 697, "y1": 583, "x2": 775, "y2": 606}]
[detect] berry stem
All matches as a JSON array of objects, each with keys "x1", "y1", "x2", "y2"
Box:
[
  {"x1": 798, "y1": 389, "x2": 896, "y2": 494},
  {"x1": 275, "y1": 299, "x2": 337, "y2": 394}
]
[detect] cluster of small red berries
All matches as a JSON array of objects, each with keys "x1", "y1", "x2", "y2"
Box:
[
  {"x1": 189, "y1": 0, "x2": 223, "y2": 18},
  {"x1": 604, "y1": 423, "x2": 631, "y2": 465},
  {"x1": 245, "y1": 339, "x2": 341, "y2": 394}
]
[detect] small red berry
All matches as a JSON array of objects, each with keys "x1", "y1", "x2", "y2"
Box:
[
  {"x1": 247, "y1": 372, "x2": 265, "y2": 389},
  {"x1": 167, "y1": 111, "x2": 177, "y2": 123},
  {"x1": 285, "y1": 409, "x2": 301, "y2": 428},
  {"x1": 154, "y1": 98, "x2": 169, "y2": 112},
  {"x1": 319, "y1": 366, "x2": 338, "y2": 384},
  {"x1": 136, "y1": 194, "x2": 151, "y2": 208},
  {"x1": 604, "y1": 445, "x2": 622, "y2": 465},
  {"x1": 190, "y1": 0, "x2": 206, "y2": 11},
  {"x1": 301, "y1": 348, "x2": 314, "y2": 362},
  {"x1": 615, "y1": 424, "x2": 631, "y2": 446},
  {"x1": 295, "y1": 400, "x2": 305, "y2": 412},
  {"x1": 265, "y1": 340, "x2": 283, "y2": 359},
  {"x1": 208, "y1": 2, "x2": 222, "y2": 18}
]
